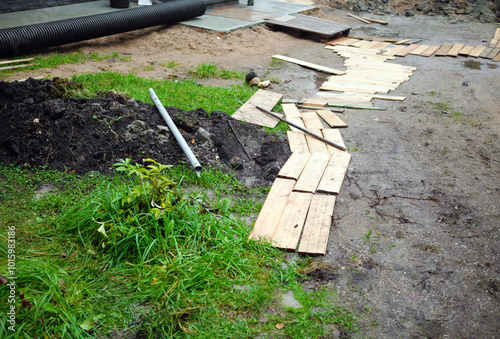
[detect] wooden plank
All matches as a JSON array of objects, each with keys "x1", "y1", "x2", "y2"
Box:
[
  {"x1": 382, "y1": 45, "x2": 406, "y2": 56},
  {"x1": 321, "y1": 82, "x2": 391, "y2": 94},
  {"x1": 497, "y1": 41, "x2": 500, "y2": 48},
  {"x1": 317, "y1": 152, "x2": 352, "y2": 194},
  {"x1": 325, "y1": 37, "x2": 352, "y2": 46},
  {"x1": 316, "y1": 110, "x2": 347, "y2": 128},
  {"x1": 232, "y1": 89, "x2": 283, "y2": 128},
  {"x1": 372, "y1": 93, "x2": 406, "y2": 101},
  {"x1": 265, "y1": 13, "x2": 352, "y2": 39},
  {"x1": 249, "y1": 178, "x2": 296, "y2": 240},
  {"x1": 272, "y1": 192, "x2": 313, "y2": 250},
  {"x1": 287, "y1": 117, "x2": 306, "y2": 133},
  {"x1": 346, "y1": 13, "x2": 371, "y2": 24},
  {"x1": 329, "y1": 45, "x2": 381, "y2": 54},
  {"x1": 395, "y1": 39, "x2": 412, "y2": 45},
  {"x1": 344, "y1": 62, "x2": 416, "y2": 72},
  {"x1": 287, "y1": 131, "x2": 309, "y2": 153},
  {"x1": 282, "y1": 103, "x2": 301, "y2": 118},
  {"x1": 350, "y1": 40, "x2": 374, "y2": 48},
  {"x1": 360, "y1": 41, "x2": 384, "y2": 49},
  {"x1": 369, "y1": 42, "x2": 391, "y2": 50},
  {"x1": 305, "y1": 129, "x2": 329, "y2": 153},
  {"x1": 347, "y1": 36, "x2": 399, "y2": 43},
  {"x1": 493, "y1": 28, "x2": 500, "y2": 41},
  {"x1": 409, "y1": 45, "x2": 430, "y2": 55},
  {"x1": 479, "y1": 47, "x2": 494, "y2": 58},
  {"x1": 273, "y1": 55, "x2": 345, "y2": 75},
  {"x1": 486, "y1": 47, "x2": 500, "y2": 59},
  {"x1": 493, "y1": 52, "x2": 500, "y2": 62},
  {"x1": 293, "y1": 152, "x2": 331, "y2": 193},
  {"x1": 0, "y1": 64, "x2": 34, "y2": 71},
  {"x1": 435, "y1": 44, "x2": 453, "y2": 56},
  {"x1": 489, "y1": 39, "x2": 499, "y2": 48},
  {"x1": 315, "y1": 91, "x2": 374, "y2": 103},
  {"x1": 395, "y1": 44, "x2": 420, "y2": 57},
  {"x1": 361, "y1": 17, "x2": 388, "y2": 25},
  {"x1": 333, "y1": 38, "x2": 361, "y2": 46},
  {"x1": 322, "y1": 129, "x2": 346, "y2": 153},
  {"x1": 0, "y1": 58, "x2": 35, "y2": 66},
  {"x1": 469, "y1": 45, "x2": 487, "y2": 58},
  {"x1": 458, "y1": 45, "x2": 476, "y2": 56},
  {"x1": 297, "y1": 194, "x2": 336, "y2": 255},
  {"x1": 419, "y1": 45, "x2": 441, "y2": 57},
  {"x1": 301, "y1": 112, "x2": 325, "y2": 129},
  {"x1": 278, "y1": 152, "x2": 311, "y2": 180},
  {"x1": 447, "y1": 44, "x2": 464, "y2": 57}
]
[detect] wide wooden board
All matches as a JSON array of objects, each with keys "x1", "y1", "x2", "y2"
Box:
[
  {"x1": 287, "y1": 117, "x2": 306, "y2": 133},
  {"x1": 278, "y1": 152, "x2": 311, "y2": 180},
  {"x1": 381, "y1": 45, "x2": 406, "y2": 56},
  {"x1": 316, "y1": 110, "x2": 348, "y2": 128},
  {"x1": 486, "y1": 47, "x2": 500, "y2": 59},
  {"x1": 297, "y1": 194, "x2": 336, "y2": 255},
  {"x1": 325, "y1": 37, "x2": 352, "y2": 46},
  {"x1": 395, "y1": 44, "x2": 420, "y2": 57},
  {"x1": 249, "y1": 178, "x2": 295, "y2": 240},
  {"x1": 479, "y1": 47, "x2": 494, "y2": 58},
  {"x1": 419, "y1": 45, "x2": 441, "y2": 57},
  {"x1": 322, "y1": 129, "x2": 346, "y2": 154},
  {"x1": 320, "y1": 82, "x2": 390, "y2": 94},
  {"x1": 301, "y1": 112, "x2": 325, "y2": 129},
  {"x1": 232, "y1": 90, "x2": 283, "y2": 128},
  {"x1": 447, "y1": 44, "x2": 464, "y2": 57},
  {"x1": 369, "y1": 42, "x2": 391, "y2": 50},
  {"x1": 293, "y1": 152, "x2": 331, "y2": 193},
  {"x1": 305, "y1": 130, "x2": 329, "y2": 153},
  {"x1": 458, "y1": 45, "x2": 476, "y2": 56},
  {"x1": 317, "y1": 152, "x2": 352, "y2": 194},
  {"x1": 287, "y1": 131, "x2": 309, "y2": 153},
  {"x1": 282, "y1": 103, "x2": 302, "y2": 118},
  {"x1": 272, "y1": 192, "x2": 313, "y2": 250},
  {"x1": 273, "y1": 55, "x2": 345, "y2": 75},
  {"x1": 493, "y1": 52, "x2": 500, "y2": 62},
  {"x1": 409, "y1": 45, "x2": 430, "y2": 55},
  {"x1": 469, "y1": 45, "x2": 487, "y2": 57},
  {"x1": 435, "y1": 44, "x2": 453, "y2": 56}
]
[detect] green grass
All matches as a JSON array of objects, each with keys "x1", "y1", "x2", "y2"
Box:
[
  {"x1": 0, "y1": 162, "x2": 358, "y2": 338},
  {"x1": 188, "y1": 63, "x2": 243, "y2": 79}
]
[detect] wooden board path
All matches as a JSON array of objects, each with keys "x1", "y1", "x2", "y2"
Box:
[
  {"x1": 458, "y1": 45, "x2": 476, "y2": 56},
  {"x1": 447, "y1": 44, "x2": 464, "y2": 57},
  {"x1": 282, "y1": 103, "x2": 302, "y2": 118},
  {"x1": 316, "y1": 110, "x2": 348, "y2": 128},
  {"x1": 409, "y1": 45, "x2": 430, "y2": 55},
  {"x1": 287, "y1": 117, "x2": 306, "y2": 133},
  {"x1": 301, "y1": 112, "x2": 325, "y2": 129},
  {"x1": 395, "y1": 44, "x2": 420, "y2": 57},
  {"x1": 278, "y1": 152, "x2": 311, "y2": 180},
  {"x1": 293, "y1": 152, "x2": 331, "y2": 193},
  {"x1": 232, "y1": 90, "x2": 282, "y2": 128},
  {"x1": 273, "y1": 55, "x2": 345, "y2": 75},
  {"x1": 298, "y1": 194, "x2": 337, "y2": 255},
  {"x1": 287, "y1": 131, "x2": 309, "y2": 153},
  {"x1": 317, "y1": 152, "x2": 352, "y2": 194},
  {"x1": 305, "y1": 129, "x2": 330, "y2": 153},
  {"x1": 479, "y1": 47, "x2": 494, "y2": 58},
  {"x1": 435, "y1": 44, "x2": 453, "y2": 56},
  {"x1": 322, "y1": 129, "x2": 346, "y2": 154},
  {"x1": 249, "y1": 178, "x2": 295, "y2": 240},
  {"x1": 419, "y1": 45, "x2": 441, "y2": 57},
  {"x1": 469, "y1": 45, "x2": 487, "y2": 58}
]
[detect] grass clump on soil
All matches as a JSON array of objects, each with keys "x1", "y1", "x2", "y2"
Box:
[
  {"x1": 189, "y1": 63, "x2": 244, "y2": 79},
  {"x1": 0, "y1": 161, "x2": 358, "y2": 338}
]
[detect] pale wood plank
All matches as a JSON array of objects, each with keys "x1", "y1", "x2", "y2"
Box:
[
  {"x1": 232, "y1": 89, "x2": 283, "y2": 128},
  {"x1": 249, "y1": 178, "x2": 296, "y2": 240},
  {"x1": 372, "y1": 93, "x2": 406, "y2": 101},
  {"x1": 272, "y1": 55, "x2": 345, "y2": 75},
  {"x1": 395, "y1": 44, "x2": 420, "y2": 57},
  {"x1": 320, "y1": 82, "x2": 391, "y2": 94},
  {"x1": 346, "y1": 13, "x2": 371, "y2": 24},
  {"x1": 301, "y1": 111, "x2": 325, "y2": 129},
  {"x1": 0, "y1": 58, "x2": 35, "y2": 66},
  {"x1": 458, "y1": 45, "x2": 476, "y2": 56},
  {"x1": 492, "y1": 52, "x2": 500, "y2": 62},
  {"x1": 305, "y1": 129, "x2": 330, "y2": 153},
  {"x1": 489, "y1": 39, "x2": 499, "y2": 48},
  {"x1": 447, "y1": 44, "x2": 464, "y2": 57},
  {"x1": 409, "y1": 45, "x2": 430, "y2": 55},
  {"x1": 435, "y1": 44, "x2": 453, "y2": 56},
  {"x1": 468, "y1": 45, "x2": 486, "y2": 58},
  {"x1": 369, "y1": 42, "x2": 391, "y2": 50},
  {"x1": 419, "y1": 45, "x2": 441, "y2": 57},
  {"x1": 282, "y1": 103, "x2": 302, "y2": 119},
  {"x1": 361, "y1": 17, "x2": 388, "y2": 25},
  {"x1": 493, "y1": 28, "x2": 500, "y2": 41},
  {"x1": 325, "y1": 36, "x2": 352, "y2": 46},
  {"x1": 328, "y1": 45, "x2": 382, "y2": 55},
  {"x1": 272, "y1": 192, "x2": 313, "y2": 250},
  {"x1": 317, "y1": 152, "x2": 352, "y2": 194},
  {"x1": 316, "y1": 110, "x2": 348, "y2": 128},
  {"x1": 395, "y1": 39, "x2": 411, "y2": 45},
  {"x1": 486, "y1": 47, "x2": 500, "y2": 59},
  {"x1": 287, "y1": 117, "x2": 306, "y2": 133},
  {"x1": 361, "y1": 41, "x2": 384, "y2": 49},
  {"x1": 293, "y1": 152, "x2": 331, "y2": 193},
  {"x1": 287, "y1": 131, "x2": 309, "y2": 153},
  {"x1": 479, "y1": 47, "x2": 493, "y2": 58},
  {"x1": 382, "y1": 45, "x2": 406, "y2": 56},
  {"x1": 298, "y1": 194, "x2": 336, "y2": 255},
  {"x1": 322, "y1": 129, "x2": 346, "y2": 154},
  {"x1": 350, "y1": 40, "x2": 374, "y2": 48},
  {"x1": 278, "y1": 152, "x2": 311, "y2": 180}
]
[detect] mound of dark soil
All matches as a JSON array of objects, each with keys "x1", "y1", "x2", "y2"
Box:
[{"x1": 0, "y1": 78, "x2": 291, "y2": 187}]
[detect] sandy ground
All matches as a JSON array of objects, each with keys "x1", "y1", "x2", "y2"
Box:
[{"x1": 3, "y1": 6, "x2": 500, "y2": 338}]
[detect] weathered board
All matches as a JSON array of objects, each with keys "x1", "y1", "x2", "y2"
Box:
[
  {"x1": 419, "y1": 45, "x2": 441, "y2": 57},
  {"x1": 486, "y1": 47, "x2": 500, "y2": 59},
  {"x1": 287, "y1": 117, "x2": 306, "y2": 133},
  {"x1": 458, "y1": 45, "x2": 476, "y2": 56},
  {"x1": 316, "y1": 110, "x2": 348, "y2": 128},
  {"x1": 317, "y1": 151, "x2": 352, "y2": 194},
  {"x1": 249, "y1": 178, "x2": 295, "y2": 240},
  {"x1": 395, "y1": 44, "x2": 420, "y2": 57},
  {"x1": 322, "y1": 128, "x2": 346, "y2": 154},
  {"x1": 293, "y1": 152, "x2": 331, "y2": 193},
  {"x1": 435, "y1": 44, "x2": 453, "y2": 56},
  {"x1": 232, "y1": 89, "x2": 283, "y2": 128},
  {"x1": 272, "y1": 192, "x2": 313, "y2": 250},
  {"x1": 273, "y1": 54, "x2": 345, "y2": 75},
  {"x1": 469, "y1": 45, "x2": 487, "y2": 57},
  {"x1": 287, "y1": 131, "x2": 309, "y2": 153},
  {"x1": 305, "y1": 130, "x2": 330, "y2": 153},
  {"x1": 282, "y1": 103, "x2": 302, "y2": 118},
  {"x1": 278, "y1": 152, "x2": 311, "y2": 180},
  {"x1": 320, "y1": 82, "x2": 389, "y2": 94},
  {"x1": 325, "y1": 37, "x2": 352, "y2": 46},
  {"x1": 409, "y1": 45, "x2": 430, "y2": 55},
  {"x1": 297, "y1": 194, "x2": 337, "y2": 255},
  {"x1": 479, "y1": 47, "x2": 494, "y2": 58},
  {"x1": 301, "y1": 112, "x2": 326, "y2": 129},
  {"x1": 382, "y1": 45, "x2": 407, "y2": 56},
  {"x1": 266, "y1": 13, "x2": 352, "y2": 39},
  {"x1": 447, "y1": 44, "x2": 464, "y2": 57}
]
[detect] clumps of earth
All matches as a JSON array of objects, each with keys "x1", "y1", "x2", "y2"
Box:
[{"x1": 0, "y1": 78, "x2": 291, "y2": 188}]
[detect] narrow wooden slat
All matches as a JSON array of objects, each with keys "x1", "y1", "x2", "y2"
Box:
[
  {"x1": 458, "y1": 45, "x2": 476, "y2": 56},
  {"x1": 298, "y1": 194, "x2": 336, "y2": 255},
  {"x1": 435, "y1": 44, "x2": 453, "y2": 56},
  {"x1": 317, "y1": 152, "x2": 352, "y2": 194},
  {"x1": 325, "y1": 37, "x2": 352, "y2": 46},
  {"x1": 316, "y1": 110, "x2": 348, "y2": 128},
  {"x1": 361, "y1": 17, "x2": 388, "y2": 25},
  {"x1": 293, "y1": 152, "x2": 331, "y2": 193},
  {"x1": 282, "y1": 103, "x2": 302, "y2": 118},
  {"x1": 382, "y1": 45, "x2": 406, "y2": 56},
  {"x1": 232, "y1": 89, "x2": 283, "y2": 128},
  {"x1": 315, "y1": 92, "x2": 374, "y2": 105},
  {"x1": 493, "y1": 52, "x2": 500, "y2": 62},
  {"x1": 489, "y1": 39, "x2": 499, "y2": 48},
  {"x1": 395, "y1": 39, "x2": 411, "y2": 45},
  {"x1": 301, "y1": 112, "x2": 325, "y2": 129},
  {"x1": 486, "y1": 47, "x2": 500, "y2": 59},
  {"x1": 335, "y1": 38, "x2": 361, "y2": 46},
  {"x1": 419, "y1": 45, "x2": 441, "y2": 57},
  {"x1": 350, "y1": 40, "x2": 373, "y2": 48},
  {"x1": 0, "y1": 58, "x2": 35, "y2": 66},
  {"x1": 497, "y1": 41, "x2": 500, "y2": 48},
  {"x1": 272, "y1": 55, "x2": 345, "y2": 75},
  {"x1": 493, "y1": 28, "x2": 500, "y2": 41},
  {"x1": 0, "y1": 64, "x2": 34, "y2": 71},
  {"x1": 447, "y1": 44, "x2": 464, "y2": 57},
  {"x1": 469, "y1": 45, "x2": 487, "y2": 58},
  {"x1": 320, "y1": 82, "x2": 390, "y2": 94},
  {"x1": 287, "y1": 131, "x2": 309, "y2": 153},
  {"x1": 346, "y1": 13, "x2": 371, "y2": 24},
  {"x1": 278, "y1": 152, "x2": 311, "y2": 180},
  {"x1": 395, "y1": 44, "x2": 420, "y2": 57},
  {"x1": 249, "y1": 178, "x2": 296, "y2": 240},
  {"x1": 322, "y1": 129, "x2": 346, "y2": 154},
  {"x1": 369, "y1": 42, "x2": 391, "y2": 50},
  {"x1": 329, "y1": 45, "x2": 381, "y2": 54},
  {"x1": 361, "y1": 41, "x2": 383, "y2": 49},
  {"x1": 272, "y1": 192, "x2": 313, "y2": 250},
  {"x1": 372, "y1": 93, "x2": 406, "y2": 101},
  {"x1": 305, "y1": 129, "x2": 329, "y2": 153},
  {"x1": 479, "y1": 47, "x2": 494, "y2": 58},
  {"x1": 409, "y1": 45, "x2": 430, "y2": 55},
  {"x1": 287, "y1": 117, "x2": 306, "y2": 133}
]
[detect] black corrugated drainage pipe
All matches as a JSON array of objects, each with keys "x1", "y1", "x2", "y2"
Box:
[{"x1": 0, "y1": 0, "x2": 206, "y2": 58}]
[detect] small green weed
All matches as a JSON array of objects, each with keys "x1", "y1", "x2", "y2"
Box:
[{"x1": 189, "y1": 63, "x2": 243, "y2": 79}]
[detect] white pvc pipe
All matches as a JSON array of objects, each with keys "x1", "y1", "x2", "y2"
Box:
[{"x1": 149, "y1": 88, "x2": 202, "y2": 177}]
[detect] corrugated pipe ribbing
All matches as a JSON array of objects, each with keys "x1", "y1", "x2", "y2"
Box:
[{"x1": 0, "y1": 0, "x2": 206, "y2": 58}]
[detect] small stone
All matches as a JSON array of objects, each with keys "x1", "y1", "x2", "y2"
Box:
[
  {"x1": 195, "y1": 127, "x2": 211, "y2": 143},
  {"x1": 258, "y1": 80, "x2": 270, "y2": 88},
  {"x1": 156, "y1": 125, "x2": 170, "y2": 135},
  {"x1": 127, "y1": 120, "x2": 146, "y2": 134},
  {"x1": 229, "y1": 156, "x2": 243, "y2": 170},
  {"x1": 245, "y1": 71, "x2": 258, "y2": 82},
  {"x1": 396, "y1": 231, "x2": 405, "y2": 238},
  {"x1": 249, "y1": 77, "x2": 260, "y2": 86}
]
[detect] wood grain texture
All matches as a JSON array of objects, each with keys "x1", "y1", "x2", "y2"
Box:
[
  {"x1": 316, "y1": 110, "x2": 348, "y2": 128},
  {"x1": 301, "y1": 112, "x2": 325, "y2": 129},
  {"x1": 305, "y1": 130, "x2": 330, "y2": 153},
  {"x1": 447, "y1": 44, "x2": 464, "y2": 57},
  {"x1": 419, "y1": 45, "x2": 441, "y2": 57},
  {"x1": 287, "y1": 131, "x2": 309, "y2": 153},
  {"x1": 479, "y1": 47, "x2": 494, "y2": 58},
  {"x1": 287, "y1": 117, "x2": 306, "y2": 133},
  {"x1": 232, "y1": 90, "x2": 283, "y2": 128},
  {"x1": 469, "y1": 45, "x2": 487, "y2": 57},
  {"x1": 382, "y1": 45, "x2": 406, "y2": 56},
  {"x1": 273, "y1": 55, "x2": 345, "y2": 75},
  {"x1": 395, "y1": 44, "x2": 420, "y2": 57},
  {"x1": 282, "y1": 103, "x2": 302, "y2": 118},
  {"x1": 294, "y1": 152, "x2": 331, "y2": 193},
  {"x1": 486, "y1": 47, "x2": 500, "y2": 59},
  {"x1": 435, "y1": 44, "x2": 453, "y2": 56},
  {"x1": 458, "y1": 45, "x2": 476, "y2": 56},
  {"x1": 409, "y1": 45, "x2": 430, "y2": 55},
  {"x1": 278, "y1": 152, "x2": 311, "y2": 180},
  {"x1": 317, "y1": 152, "x2": 352, "y2": 194},
  {"x1": 322, "y1": 128, "x2": 347, "y2": 154}
]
